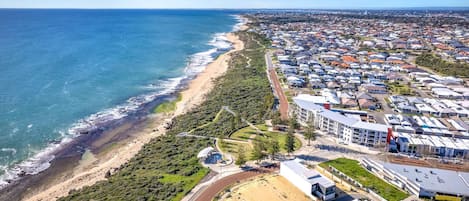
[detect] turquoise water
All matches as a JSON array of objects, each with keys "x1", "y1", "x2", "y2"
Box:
[{"x1": 0, "y1": 9, "x2": 239, "y2": 186}]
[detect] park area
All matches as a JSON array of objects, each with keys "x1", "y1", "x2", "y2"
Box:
[
  {"x1": 218, "y1": 124, "x2": 301, "y2": 159},
  {"x1": 386, "y1": 81, "x2": 414, "y2": 96},
  {"x1": 319, "y1": 158, "x2": 408, "y2": 201},
  {"x1": 217, "y1": 174, "x2": 311, "y2": 201}
]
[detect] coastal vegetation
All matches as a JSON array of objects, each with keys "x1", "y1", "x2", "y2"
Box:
[
  {"x1": 60, "y1": 30, "x2": 274, "y2": 201},
  {"x1": 319, "y1": 158, "x2": 408, "y2": 201},
  {"x1": 416, "y1": 53, "x2": 469, "y2": 77},
  {"x1": 62, "y1": 136, "x2": 211, "y2": 201},
  {"x1": 167, "y1": 32, "x2": 274, "y2": 138},
  {"x1": 153, "y1": 94, "x2": 182, "y2": 114}
]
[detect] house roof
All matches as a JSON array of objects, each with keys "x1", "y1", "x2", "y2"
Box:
[
  {"x1": 362, "y1": 84, "x2": 386, "y2": 91},
  {"x1": 358, "y1": 99, "x2": 375, "y2": 107},
  {"x1": 292, "y1": 97, "x2": 324, "y2": 112},
  {"x1": 353, "y1": 121, "x2": 389, "y2": 132},
  {"x1": 342, "y1": 98, "x2": 358, "y2": 106},
  {"x1": 380, "y1": 162, "x2": 469, "y2": 197},
  {"x1": 356, "y1": 92, "x2": 374, "y2": 100},
  {"x1": 342, "y1": 55, "x2": 359, "y2": 63},
  {"x1": 320, "y1": 109, "x2": 359, "y2": 126},
  {"x1": 282, "y1": 160, "x2": 335, "y2": 188},
  {"x1": 293, "y1": 95, "x2": 389, "y2": 133}
]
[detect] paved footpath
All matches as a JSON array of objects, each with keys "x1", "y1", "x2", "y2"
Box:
[
  {"x1": 193, "y1": 168, "x2": 273, "y2": 201},
  {"x1": 265, "y1": 51, "x2": 289, "y2": 120}
]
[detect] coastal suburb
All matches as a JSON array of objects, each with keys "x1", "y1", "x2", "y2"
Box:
[{"x1": 0, "y1": 1, "x2": 469, "y2": 201}]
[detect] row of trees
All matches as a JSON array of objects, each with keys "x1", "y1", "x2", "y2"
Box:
[{"x1": 235, "y1": 118, "x2": 316, "y2": 166}]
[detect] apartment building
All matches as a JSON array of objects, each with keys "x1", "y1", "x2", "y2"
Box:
[{"x1": 292, "y1": 95, "x2": 390, "y2": 147}]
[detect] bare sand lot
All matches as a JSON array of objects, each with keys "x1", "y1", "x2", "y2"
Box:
[{"x1": 221, "y1": 174, "x2": 311, "y2": 201}]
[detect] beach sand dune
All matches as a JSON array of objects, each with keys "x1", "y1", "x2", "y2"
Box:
[{"x1": 24, "y1": 33, "x2": 244, "y2": 201}]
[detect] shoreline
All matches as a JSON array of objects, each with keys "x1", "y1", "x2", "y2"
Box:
[{"x1": 21, "y1": 31, "x2": 245, "y2": 201}]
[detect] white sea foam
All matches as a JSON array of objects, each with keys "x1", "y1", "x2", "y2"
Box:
[
  {"x1": 1, "y1": 148, "x2": 16, "y2": 155},
  {"x1": 0, "y1": 15, "x2": 246, "y2": 190},
  {"x1": 232, "y1": 15, "x2": 249, "y2": 31}
]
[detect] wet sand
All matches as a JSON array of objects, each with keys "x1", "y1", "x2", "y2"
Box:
[{"x1": 20, "y1": 32, "x2": 244, "y2": 201}]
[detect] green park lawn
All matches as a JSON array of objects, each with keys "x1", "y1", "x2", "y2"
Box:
[
  {"x1": 320, "y1": 158, "x2": 408, "y2": 201},
  {"x1": 230, "y1": 125, "x2": 301, "y2": 153},
  {"x1": 387, "y1": 82, "x2": 414, "y2": 96}
]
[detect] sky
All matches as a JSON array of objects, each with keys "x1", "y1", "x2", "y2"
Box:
[{"x1": 0, "y1": 0, "x2": 468, "y2": 9}]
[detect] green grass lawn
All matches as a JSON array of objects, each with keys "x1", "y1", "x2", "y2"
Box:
[
  {"x1": 230, "y1": 125, "x2": 301, "y2": 153},
  {"x1": 153, "y1": 94, "x2": 182, "y2": 114},
  {"x1": 320, "y1": 158, "x2": 408, "y2": 201},
  {"x1": 217, "y1": 139, "x2": 252, "y2": 158},
  {"x1": 230, "y1": 126, "x2": 258, "y2": 141},
  {"x1": 159, "y1": 168, "x2": 209, "y2": 201},
  {"x1": 387, "y1": 82, "x2": 414, "y2": 96},
  {"x1": 260, "y1": 131, "x2": 301, "y2": 152}
]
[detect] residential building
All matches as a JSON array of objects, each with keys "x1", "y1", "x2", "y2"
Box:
[
  {"x1": 292, "y1": 95, "x2": 390, "y2": 147},
  {"x1": 395, "y1": 132, "x2": 469, "y2": 158},
  {"x1": 280, "y1": 160, "x2": 336, "y2": 201},
  {"x1": 362, "y1": 158, "x2": 469, "y2": 199}
]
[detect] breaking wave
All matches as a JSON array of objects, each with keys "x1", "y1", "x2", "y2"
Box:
[{"x1": 0, "y1": 15, "x2": 245, "y2": 190}]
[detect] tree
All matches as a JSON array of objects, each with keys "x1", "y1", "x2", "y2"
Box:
[
  {"x1": 304, "y1": 124, "x2": 315, "y2": 146},
  {"x1": 267, "y1": 139, "x2": 280, "y2": 160},
  {"x1": 288, "y1": 119, "x2": 296, "y2": 135},
  {"x1": 251, "y1": 141, "x2": 266, "y2": 162},
  {"x1": 285, "y1": 132, "x2": 295, "y2": 155},
  {"x1": 272, "y1": 111, "x2": 282, "y2": 126},
  {"x1": 235, "y1": 146, "x2": 247, "y2": 166},
  {"x1": 289, "y1": 116, "x2": 299, "y2": 130}
]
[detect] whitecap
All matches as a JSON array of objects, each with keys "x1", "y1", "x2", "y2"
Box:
[
  {"x1": 231, "y1": 15, "x2": 249, "y2": 31},
  {"x1": 0, "y1": 14, "x2": 245, "y2": 191},
  {"x1": 1, "y1": 148, "x2": 16, "y2": 155}
]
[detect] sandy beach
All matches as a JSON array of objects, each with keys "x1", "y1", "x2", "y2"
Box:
[
  {"x1": 174, "y1": 33, "x2": 244, "y2": 116},
  {"x1": 24, "y1": 32, "x2": 244, "y2": 201}
]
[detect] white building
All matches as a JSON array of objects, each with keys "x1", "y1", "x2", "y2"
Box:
[
  {"x1": 280, "y1": 160, "x2": 336, "y2": 201},
  {"x1": 292, "y1": 95, "x2": 390, "y2": 147},
  {"x1": 395, "y1": 132, "x2": 469, "y2": 158},
  {"x1": 432, "y1": 88, "x2": 464, "y2": 99},
  {"x1": 362, "y1": 158, "x2": 469, "y2": 198}
]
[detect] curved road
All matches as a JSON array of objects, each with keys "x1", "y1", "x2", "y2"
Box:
[
  {"x1": 193, "y1": 168, "x2": 273, "y2": 201},
  {"x1": 266, "y1": 51, "x2": 289, "y2": 120}
]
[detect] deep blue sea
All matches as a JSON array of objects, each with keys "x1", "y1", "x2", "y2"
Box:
[{"x1": 0, "y1": 9, "x2": 240, "y2": 187}]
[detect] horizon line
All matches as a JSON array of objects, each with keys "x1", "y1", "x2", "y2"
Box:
[{"x1": 0, "y1": 7, "x2": 469, "y2": 10}]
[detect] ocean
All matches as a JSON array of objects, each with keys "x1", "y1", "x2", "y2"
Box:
[{"x1": 0, "y1": 9, "x2": 241, "y2": 188}]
